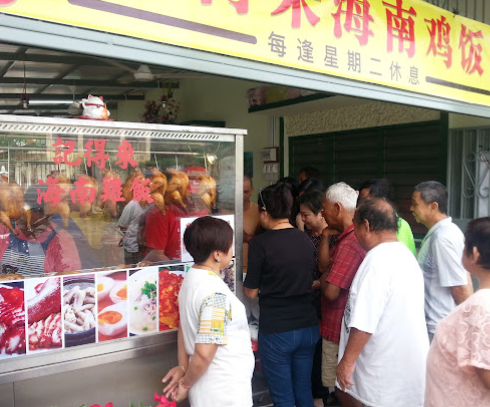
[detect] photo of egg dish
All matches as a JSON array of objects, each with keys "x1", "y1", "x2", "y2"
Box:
[
  {"x1": 128, "y1": 268, "x2": 158, "y2": 335},
  {"x1": 96, "y1": 271, "x2": 128, "y2": 342}
]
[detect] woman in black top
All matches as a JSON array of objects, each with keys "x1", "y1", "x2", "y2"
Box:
[{"x1": 244, "y1": 183, "x2": 320, "y2": 407}]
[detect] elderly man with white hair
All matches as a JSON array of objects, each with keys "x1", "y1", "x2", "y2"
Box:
[{"x1": 318, "y1": 182, "x2": 366, "y2": 405}]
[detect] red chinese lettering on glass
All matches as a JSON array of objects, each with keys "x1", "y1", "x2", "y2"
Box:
[
  {"x1": 459, "y1": 24, "x2": 484, "y2": 75},
  {"x1": 100, "y1": 177, "x2": 124, "y2": 204},
  {"x1": 130, "y1": 178, "x2": 154, "y2": 203},
  {"x1": 115, "y1": 140, "x2": 138, "y2": 170},
  {"x1": 425, "y1": 15, "x2": 452, "y2": 68},
  {"x1": 382, "y1": 0, "x2": 417, "y2": 58},
  {"x1": 37, "y1": 177, "x2": 62, "y2": 207},
  {"x1": 332, "y1": 0, "x2": 374, "y2": 46},
  {"x1": 70, "y1": 175, "x2": 96, "y2": 206},
  {"x1": 52, "y1": 138, "x2": 81, "y2": 166},
  {"x1": 84, "y1": 139, "x2": 110, "y2": 169},
  {"x1": 201, "y1": 0, "x2": 248, "y2": 14},
  {"x1": 271, "y1": 0, "x2": 320, "y2": 28}
]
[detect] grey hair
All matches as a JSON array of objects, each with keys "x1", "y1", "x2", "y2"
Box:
[
  {"x1": 414, "y1": 181, "x2": 448, "y2": 214},
  {"x1": 325, "y1": 182, "x2": 358, "y2": 212}
]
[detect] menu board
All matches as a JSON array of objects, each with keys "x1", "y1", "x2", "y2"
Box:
[{"x1": 0, "y1": 262, "x2": 236, "y2": 360}]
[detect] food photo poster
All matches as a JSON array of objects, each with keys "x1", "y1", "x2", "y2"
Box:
[{"x1": 0, "y1": 263, "x2": 194, "y2": 360}]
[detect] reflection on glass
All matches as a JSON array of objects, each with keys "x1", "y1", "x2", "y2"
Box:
[{"x1": 0, "y1": 132, "x2": 235, "y2": 279}]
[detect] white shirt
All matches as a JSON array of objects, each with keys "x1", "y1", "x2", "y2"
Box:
[
  {"x1": 338, "y1": 242, "x2": 429, "y2": 407},
  {"x1": 117, "y1": 200, "x2": 144, "y2": 253},
  {"x1": 417, "y1": 217, "x2": 468, "y2": 334},
  {"x1": 179, "y1": 267, "x2": 254, "y2": 407}
]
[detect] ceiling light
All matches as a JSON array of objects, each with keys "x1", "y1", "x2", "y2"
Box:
[{"x1": 29, "y1": 100, "x2": 74, "y2": 105}]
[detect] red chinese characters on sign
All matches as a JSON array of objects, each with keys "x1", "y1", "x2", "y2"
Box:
[
  {"x1": 115, "y1": 140, "x2": 138, "y2": 170},
  {"x1": 84, "y1": 140, "x2": 110, "y2": 169},
  {"x1": 459, "y1": 24, "x2": 484, "y2": 75},
  {"x1": 271, "y1": 0, "x2": 320, "y2": 28},
  {"x1": 425, "y1": 15, "x2": 452, "y2": 68},
  {"x1": 100, "y1": 177, "x2": 124, "y2": 204},
  {"x1": 382, "y1": 0, "x2": 417, "y2": 58},
  {"x1": 70, "y1": 176, "x2": 96, "y2": 206},
  {"x1": 201, "y1": 0, "x2": 248, "y2": 14},
  {"x1": 52, "y1": 138, "x2": 81, "y2": 167},
  {"x1": 130, "y1": 178, "x2": 154, "y2": 203},
  {"x1": 332, "y1": 0, "x2": 374, "y2": 46},
  {"x1": 37, "y1": 176, "x2": 62, "y2": 207}
]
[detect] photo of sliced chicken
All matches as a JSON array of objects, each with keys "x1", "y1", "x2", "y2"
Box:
[
  {"x1": 0, "y1": 181, "x2": 26, "y2": 235},
  {"x1": 164, "y1": 170, "x2": 189, "y2": 209}
]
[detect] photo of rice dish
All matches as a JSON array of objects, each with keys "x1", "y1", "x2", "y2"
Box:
[{"x1": 128, "y1": 268, "x2": 158, "y2": 335}]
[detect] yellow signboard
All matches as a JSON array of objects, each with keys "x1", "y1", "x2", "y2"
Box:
[{"x1": 1, "y1": 0, "x2": 490, "y2": 106}]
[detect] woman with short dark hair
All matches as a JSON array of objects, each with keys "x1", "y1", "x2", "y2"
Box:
[
  {"x1": 244, "y1": 183, "x2": 320, "y2": 407},
  {"x1": 425, "y1": 217, "x2": 490, "y2": 406},
  {"x1": 163, "y1": 217, "x2": 254, "y2": 407}
]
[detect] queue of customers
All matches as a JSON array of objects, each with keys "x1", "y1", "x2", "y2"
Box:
[{"x1": 164, "y1": 173, "x2": 490, "y2": 407}]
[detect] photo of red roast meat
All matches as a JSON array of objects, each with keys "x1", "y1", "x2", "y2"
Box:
[
  {"x1": 0, "y1": 284, "x2": 26, "y2": 356},
  {"x1": 26, "y1": 278, "x2": 62, "y2": 351}
]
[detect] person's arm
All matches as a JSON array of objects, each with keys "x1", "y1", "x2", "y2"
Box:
[
  {"x1": 243, "y1": 230, "x2": 254, "y2": 244},
  {"x1": 476, "y1": 368, "x2": 490, "y2": 390},
  {"x1": 318, "y1": 227, "x2": 334, "y2": 274},
  {"x1": 243, "y1": 238, "x2": 263, "y2": 298},
  {"x1": 143, "y1": 248, "x2": 171, "y2": 262},
  {"x1": 170, "y1": 343, "x2": 219, "y2": 402},
  {"x1": 319, "y1": 272, "x2": 341, "y2": 302},
  {"x1": 244, "y1": 287, "x2": 259, "y2": 299},
  {"x1": 336, "y1": 328, "x2": 372, "y2": 391},
  {"x1": 162, "y1": 327, "x2": 189, "y2": 394},
  {"x1": 434, "y1": 236, "x2": 473, "y2": 303},
  {"x1": 450, "y1": 272, "x2": 474, "y2": 304}
]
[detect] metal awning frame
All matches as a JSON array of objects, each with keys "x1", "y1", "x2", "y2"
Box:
[{"x1": 0, "y1": 13, "x2": 490, "y2": 118}]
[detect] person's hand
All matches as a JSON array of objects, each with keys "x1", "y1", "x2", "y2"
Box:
[
  {"x1": 171, "y1": 378, "x2": 190, "y2": 403},
  {"x1": 118, "y1": 237, "x2": 124, "y2": 247},
  {"x1": 162, "y1": 366, "x2": 185, "y2": 397},
  {"x1": 336, "y1": 357, "x2": 355, "y2": 391},
  {"x1": 312, "y1": 279, "x2": 320, "y2": 291}
]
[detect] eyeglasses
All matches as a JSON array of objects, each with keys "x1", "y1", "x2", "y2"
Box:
[{"x1": 259, "y1": 188, "x2": 267, "y2": 212}]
